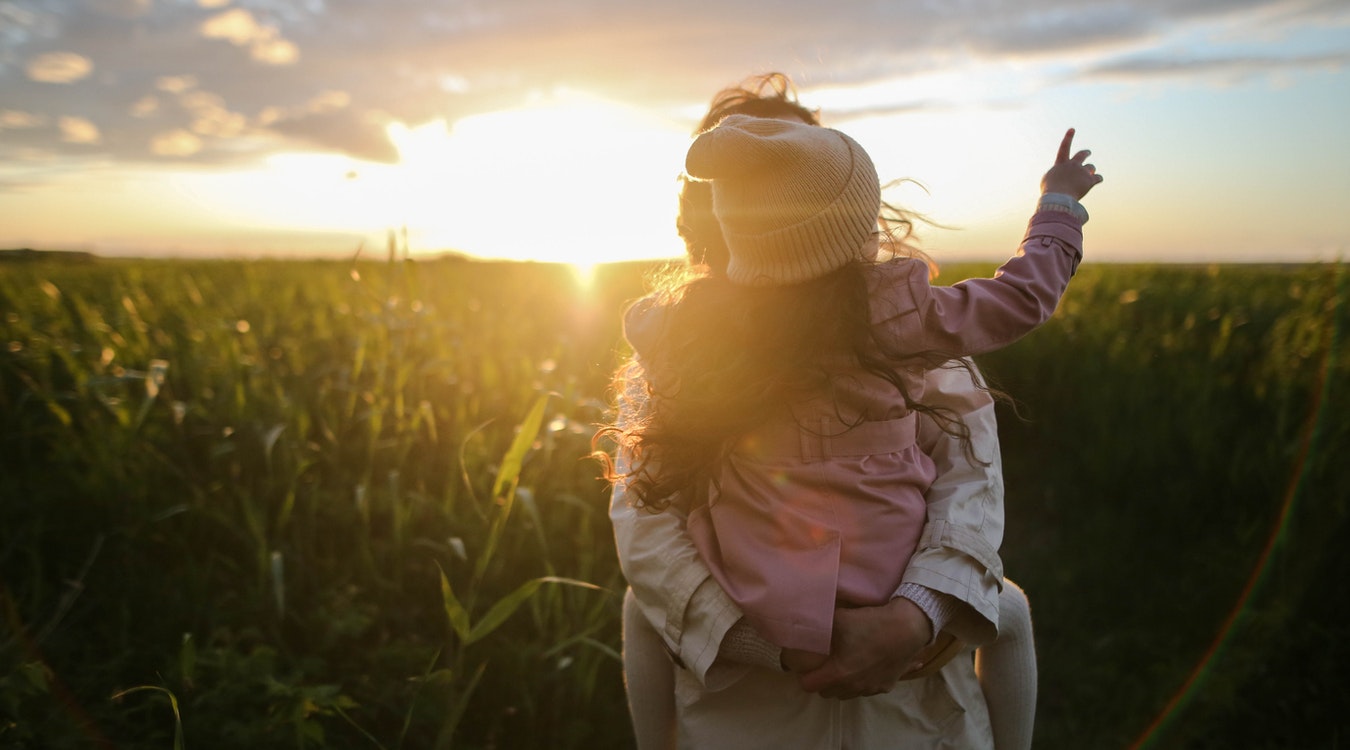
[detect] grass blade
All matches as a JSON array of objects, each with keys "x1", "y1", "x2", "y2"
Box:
[
  {"x1": 110, "y1": 685, "x2": 185, "y2": 750},
  {"x1": 435, "y1": 562, "x2": 471, "y2": 642},
  {"x1": 489, "y1": 393, "x2": 549, "y2": 501},
  {"x1": 475, "y1": 394, "x2": 551, "y2": 583},
  {"x1": 465, "y1": 576, "x2": 603, "y2": 646},
  {"x1": 435, "y1": 661, "x2": 487, "y2": 750}
]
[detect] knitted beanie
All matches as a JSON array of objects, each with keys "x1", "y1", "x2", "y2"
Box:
[{"x1": 684, "y1": 114, "x2": 881, "y2": 286}]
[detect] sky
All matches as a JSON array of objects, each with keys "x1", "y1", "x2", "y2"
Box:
[{"x1": 0, "y1": 0, "x2": 1348, "y2": 265}]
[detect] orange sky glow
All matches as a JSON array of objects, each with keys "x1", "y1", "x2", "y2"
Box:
[{"x1": 1, "y1": 1, "x2": 1347, "y2": 265}]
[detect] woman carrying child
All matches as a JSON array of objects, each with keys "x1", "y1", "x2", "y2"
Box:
[{"x1": 607, "y1": 74, "x2": 1101, "y2": 749}]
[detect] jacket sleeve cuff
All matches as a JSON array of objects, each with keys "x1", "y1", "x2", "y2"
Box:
[
  {"x1": 900, "y1": 520, "x2": 1004, "y2": 645},
  {"x1": 1023, "y1": 211, "x2": 1084, "y2": 274},
  {"x1": 896, "y1": 583, "x2": 965, "y2": 645},
  {"x1": 677, "y1": 577, "x2": 746, "y2": 687},
  {"x1": 1038, "y1": 192, "x2": 1089, "y2": 223},
  {"x1": 718, "y1": 618, "x2": 783, "y2": 672}
]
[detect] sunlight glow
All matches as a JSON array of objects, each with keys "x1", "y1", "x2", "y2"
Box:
[
  {"x1": 157, "y1": 90, "x2": 694, "y2": 264},
  {"x1": 383, "y1": 90, "x2": 690, "y2": 267},
  {"x1": 64, "y1": 89, "x2": 1059, "y2": 263},
  {"x1": 570, "y1": 261, "x2": 599, "y2": 290}
]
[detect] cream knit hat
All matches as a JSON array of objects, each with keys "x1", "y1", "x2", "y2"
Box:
[{"x1": 684, "y1": 114, "x2": 881, "y2": 286}]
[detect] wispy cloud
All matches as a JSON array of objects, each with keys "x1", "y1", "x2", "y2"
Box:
[
  {"x1": 24, "y1": 51, "x2": 93, "y2": 83},
  {"x1": 149, "y1": 129, "x2": 203, "y2": 157},
  {"x1": 1083, "y1": 51, "x2": 1350, "y2": 83},
  {"x1": 0, "y1": 109, "x2": 46, "y2": 129},
  {"x1": 57, "y1": 115, "x2": 99, "y2": 143}
]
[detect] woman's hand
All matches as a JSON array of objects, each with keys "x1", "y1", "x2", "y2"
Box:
[
  {"x1": 795, "y1": 597, "x2": 932, "y2": 700},
  {"x1": 1041, "y1": 128, "x2": 1104, "y2": 200}
]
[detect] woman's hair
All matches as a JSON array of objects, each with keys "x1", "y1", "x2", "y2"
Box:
[
  {"x1": 696, "y1": 72, "x2": 820, "y2": 133},
  {"x1": 600, "y1": 72, "x2": 984, "y2": 512}
]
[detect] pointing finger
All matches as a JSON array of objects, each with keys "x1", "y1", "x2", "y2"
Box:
[{"x1": 1056, "y1": 128, "x2": 1075, "y2": 163}]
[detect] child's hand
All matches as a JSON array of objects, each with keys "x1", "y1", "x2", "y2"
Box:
[
  {"x1": 781, "y1": 647, "x2": 829, "y2": 673},
  {"x1": 1041, "y1": 128, "x2": 1103, "y2": 200}
]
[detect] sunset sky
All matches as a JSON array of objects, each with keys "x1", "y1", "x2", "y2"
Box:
[{"x1": 1, "y1": 0, "x2": 1347, "y2": 265}]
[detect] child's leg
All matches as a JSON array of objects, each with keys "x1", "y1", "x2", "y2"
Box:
[
  {"x1": 976, "y1": 579, "x2": 1037, "y2": 750},
  {"x1": 622, "y1": 587, "x2": 678, "y2": 750}
]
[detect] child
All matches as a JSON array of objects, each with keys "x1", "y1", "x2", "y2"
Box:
[{"x1": 613, "y1": 114, "x2": 1100, "y2": 748}]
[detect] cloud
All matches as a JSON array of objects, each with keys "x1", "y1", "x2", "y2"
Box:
[
  {"x1": 1082, "y1": 51, "x2": 1350, "y2": 83},
  {"x1": 268, "y1": 109, "x2": 400, "y2": 163},
  {"x1": 25, "y1": 52, "x2": 93, "y2": 83},
  {"x1": 58, "y1": 116, "x2": 100, "y2": 143},
  {"x1": 157, "y1": 75, "x2": 199, "y2": 94},
  {"x1": 150, "y1": 129, "x2": 204, "y2": 157},
  {"x1": 86, "y1": 0, "x2": 153, "y2": 19},
  {"x1": 179, "y1": 90, "x2": 248, "y2": 137},
  {"x1": 200, "y1": 8, "x2": 299, "y2": 65},
  {"x1": 305, "y1": 89, "x2": 350, "y2": 114},
  {"x1": 199, "y1": 8, "x2": 268, "y2": 45},
  {"x1": 129, "y1": 96, "x2": 158, "y2": 117},
  {"x1": 0, "y1": 110, "x2": 46, "y2": 129},
  {"x1": 251, "y1": 37, "x2": 299, "y2": 65},
  {"x1": 963, "y1": 5, "x2": 1156, "y2": 55}
]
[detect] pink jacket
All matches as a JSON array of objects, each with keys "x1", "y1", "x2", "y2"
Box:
[{"x1": 626, "y1": 211, "x2": 1083, "y2": 653}]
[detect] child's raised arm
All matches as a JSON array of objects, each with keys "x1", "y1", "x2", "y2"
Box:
[{"x1": 869, "y1": 128, "x2": 1104, "y2": 358}]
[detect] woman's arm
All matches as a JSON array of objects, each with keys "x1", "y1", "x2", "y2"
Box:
[
  {"x1": 901, "y1": 360, "x2": 1005, "y2": 645},
  {"x1": 609, "y1": 371, "x2": 749, "y2": 687}
]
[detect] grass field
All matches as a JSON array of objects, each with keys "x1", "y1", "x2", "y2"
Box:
[{"x1": 1, "y1": 256, "x2": 1346, "y2": 749}]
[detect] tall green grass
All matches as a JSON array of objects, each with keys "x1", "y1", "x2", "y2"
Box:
[
  {"x1": 1, "y1": 257, "x2": 633, "y2": 748},
  {"x1": 1, "y1": 257, "x2": 1346, "y2": 748}
]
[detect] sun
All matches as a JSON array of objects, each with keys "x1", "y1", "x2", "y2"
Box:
[{"x1": 383, "y1": 90, "x2": 691, "y2": 269}]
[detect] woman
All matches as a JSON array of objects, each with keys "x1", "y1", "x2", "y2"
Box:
[{"x1": 609, "y1": 74, "x2": 1037, "y2": 749}]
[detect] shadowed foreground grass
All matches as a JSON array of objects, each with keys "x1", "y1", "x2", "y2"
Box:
[{"x1": 1, "y1": 257, "x2": 1346, "y2": 748}]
